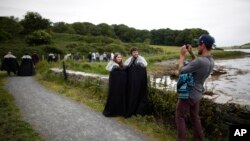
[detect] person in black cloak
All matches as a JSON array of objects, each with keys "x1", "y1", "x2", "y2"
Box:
[
  {"x1": 31, "y1": 52, "x2": 39, "y2": 65},
  {"x1": 48, "y1": 53, "x2": 56, "y2": 62},
  {"x1": 124, "y1": 47, "x2": 148, "y2": 117},
  {"x1": 18, "y1": 53, "x2": 35, "y2": 76},
  {"x1": 1, "y1": 51, "x2": 19, "y2": 76},
  {"x1": 103, "y1": 53, "x2": 127, "y2": 117}
]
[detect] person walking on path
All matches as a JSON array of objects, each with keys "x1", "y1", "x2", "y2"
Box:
[
  {"x1": 1, "y1": 51, "x2": 19, "y2": 76},
  {"x1": 175, "y1": 34, "x2": 215, "y2": 141},
  {"x1": 18, "y1": 53, "x2": 35, "y2": 76}
]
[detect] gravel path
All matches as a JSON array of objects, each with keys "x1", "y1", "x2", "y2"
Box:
[{"x1": 4, "y1": 76, "x2": 147, "y2": 141}]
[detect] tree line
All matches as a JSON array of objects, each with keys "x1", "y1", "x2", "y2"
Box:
[{"x1": 0, "y1": 11, "x2": 209, "y2": 46}]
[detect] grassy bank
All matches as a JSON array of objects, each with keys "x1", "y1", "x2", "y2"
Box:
[{"x1": 0, "y1": 73, "x2": 43, "y2": 141}]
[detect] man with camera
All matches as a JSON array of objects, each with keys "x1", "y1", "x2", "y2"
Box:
[{"x1": 176, "y1": 34, "x2": 215, "y2": 141}]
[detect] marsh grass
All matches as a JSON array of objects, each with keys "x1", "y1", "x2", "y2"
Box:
[{"x1": 0, "y1": 72, "x2": 43, "y2": 141}]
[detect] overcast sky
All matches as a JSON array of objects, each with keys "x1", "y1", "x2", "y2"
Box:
[{"x1": 1, "y1": 0, "x2": 250, "y2": 47}]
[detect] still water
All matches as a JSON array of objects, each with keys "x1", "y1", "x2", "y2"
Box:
[{"x1": 154, "y1": 49, "x2": 250, "y2": 105}]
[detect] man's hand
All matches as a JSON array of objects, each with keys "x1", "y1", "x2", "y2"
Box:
[
  {"x1": 180, "y1": 45, "x2": 188, "y2": 57},
  {"x1": 186, "y1": 44, "x2": 196, "y2": 60},
  {"x1": 186, "y1": 44, "x2": 192, "y2": 52},
  {"x1": 179, "y1": 45, "x2": 187, "y2": 69}
]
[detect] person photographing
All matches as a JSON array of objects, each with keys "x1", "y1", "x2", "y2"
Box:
[{"x1": 176, "y1": 34, "x2": 215, "y2": 141}]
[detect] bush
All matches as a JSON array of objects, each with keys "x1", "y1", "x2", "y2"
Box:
[
  {"x1": 43, "y1": 46, "x2": 64, "y2": 54},
  {"x1": 78, "y1": 36, "x2": 116, "y2": 44},
  {"x1": 0, "y1": 29, "x2": 12, "y2": 42},
  {"x1": 26, "y1": 30, "x2": 52, "y2": 45}
]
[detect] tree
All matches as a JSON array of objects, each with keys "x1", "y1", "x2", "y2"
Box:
[
  {"x1": 0, "y1": 16, "x2": 23, "y2": 40},
  {"x1": 20, "y1": 12, "x2": 51, "y2": 34},
  {"x1": 162, "y1": 29, "x2": 179, "y2": 45},
  {"x1": 26, "y1": 30, "x2": 52, "y2": 45},
  {"x1": 113, "y1": 24, "x2": 138, "y2": 42},
  {"x1": 135, "y1": 29, "x2": 151, "y2": 43},
  {"x1": 97, "y1": 23, "x2": 116, "y2": 38},
  {"x1": 150, "y1": 29, "x2": 166, "y2": 45},
  {"x1": 52, "y1": 22, "x2": 75, "y2": 34},
  {"x1": 72, "y1": 22, "x2": 98, "y2": 35}
]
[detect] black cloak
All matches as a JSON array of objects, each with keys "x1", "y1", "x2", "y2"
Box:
[
  {"x1": 103, "y1": 62, "x2": 127, "y2": 117},
  {"x1": 125, "y1": 57, "x2": 148, "y2": 117},
  {"x1": 18, "y1": 55, "x2": 35, "y2": 76},
  {"x1": 31, "y1": 53, "x2": 39, "y2": 65},
  {"x1": 1, "y1": 55, "x2": 19, "y2": 75}
]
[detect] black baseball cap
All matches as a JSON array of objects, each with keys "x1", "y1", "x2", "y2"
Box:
[{"x1": 194, "y1": 34, "x2": 215, "y2": 49}]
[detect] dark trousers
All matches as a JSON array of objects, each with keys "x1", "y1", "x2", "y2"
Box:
[{"x1": 175, "y1": 99, "x2": 202, "y2": 141}]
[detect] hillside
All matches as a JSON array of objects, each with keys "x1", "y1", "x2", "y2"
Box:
[{"x1": 0, "y1": 33, "x2": 162, "y2": 59}]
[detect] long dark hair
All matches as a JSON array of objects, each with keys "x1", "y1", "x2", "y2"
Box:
[{"x1": 113, "y1": 53, "x2": 123, "y2": 68}]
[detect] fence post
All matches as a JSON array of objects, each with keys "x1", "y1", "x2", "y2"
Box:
[{"x1": 62, "y1": 61, "x2": 67, "y2": 81}]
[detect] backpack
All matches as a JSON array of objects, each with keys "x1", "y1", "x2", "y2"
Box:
[{"x1": 177, "y1": 73, "x2": 194, "y2": 99}]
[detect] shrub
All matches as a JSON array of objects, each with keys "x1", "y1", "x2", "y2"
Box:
[
  {"x1": 0, "y1": 29, "x2": 12, "y2": 42},
  {"x1": 26, "y1": 30, "x2": 52, "y2": 45},
  {"x1": 43, "y1": 46, "x2": 64, "y2": 54}
]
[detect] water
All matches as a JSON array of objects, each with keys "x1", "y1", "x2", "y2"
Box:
[
  {"x1": 206, "y1": 57, "x2": 250, "y2": 105},
  {"x1": 224, "y1": 49, "x2": 250, "y2": 53},
  {"x1": 153, "y1": 49, "x2": 250, "y2": 105}
]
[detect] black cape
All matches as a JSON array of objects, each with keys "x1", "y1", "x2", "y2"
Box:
[
  {"x1": 1, "y1": 57, "x2": 19, "y2": 74},
  {"x1": 103, "y1": 67, "x2": 127, "y2": 117},
  {"x1": 18, "y1": 57, "x2": 35, "y2": 76},
  {"x1": 31, "y1": 53, "x2": 39, "y2": 64},
  {"x1": 125, "y1": 61, "x2": 148, "y2": 117}
]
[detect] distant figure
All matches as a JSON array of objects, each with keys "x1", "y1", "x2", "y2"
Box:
[
  {"x1": 95, "y1": 52, "x2": 100, "y2": 61},
  {"x1": 103, "y1": 53, "x2": 127, "y2": 117},
  {"x1": 31, "y1": 52, "x2": 39, "y2": 65},
  {"x1": 73, "y1": 53, "x2": 80, "y2": 60},
  {"x1": 124, "y1": 47, "x2": 148, "y2": 117},
  {"x1": 91, "y1": 52, "x2": 96, "y2": 62},
  {"x1": 111, "y1": 52, "x2": 114, "y2": 60},
  {"x1": 18, "y1": 54, "x2": 35, "y2": 76},
  {"x1": 99, "y1": 54, "x2": 104, "y2": 61},
  {"x1": 87, "y1": 52, "x2": 92, "y2": 62},
  {"x1": 48, "y1": 53, "x2": 56, "y2": 62},
  {"x1": 1, "y1": 51, "x2": 19, "y2": 76},
  {"x1": 107, "y1": 53, "x2": 111, "y2": 61},
  {"x1": 103, "y1": 52, "x2": 107, "y2": 61}
]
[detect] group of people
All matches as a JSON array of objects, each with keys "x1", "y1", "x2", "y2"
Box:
[
  {"x1": 1, "y1": 51, "x2": 38, "y2": 76},
  {"x1": 103, "y1": 47, "x2": 148, "y2": 118},
  {"x1": 2, "y1": 34, "x2": 215, "y2": 140},
  {"x1": 104, "y1": 34, "x2": 215, "y2": 141},
  {"x1": 88, "y1": 52, "x2": 114, "y2": 62}
]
